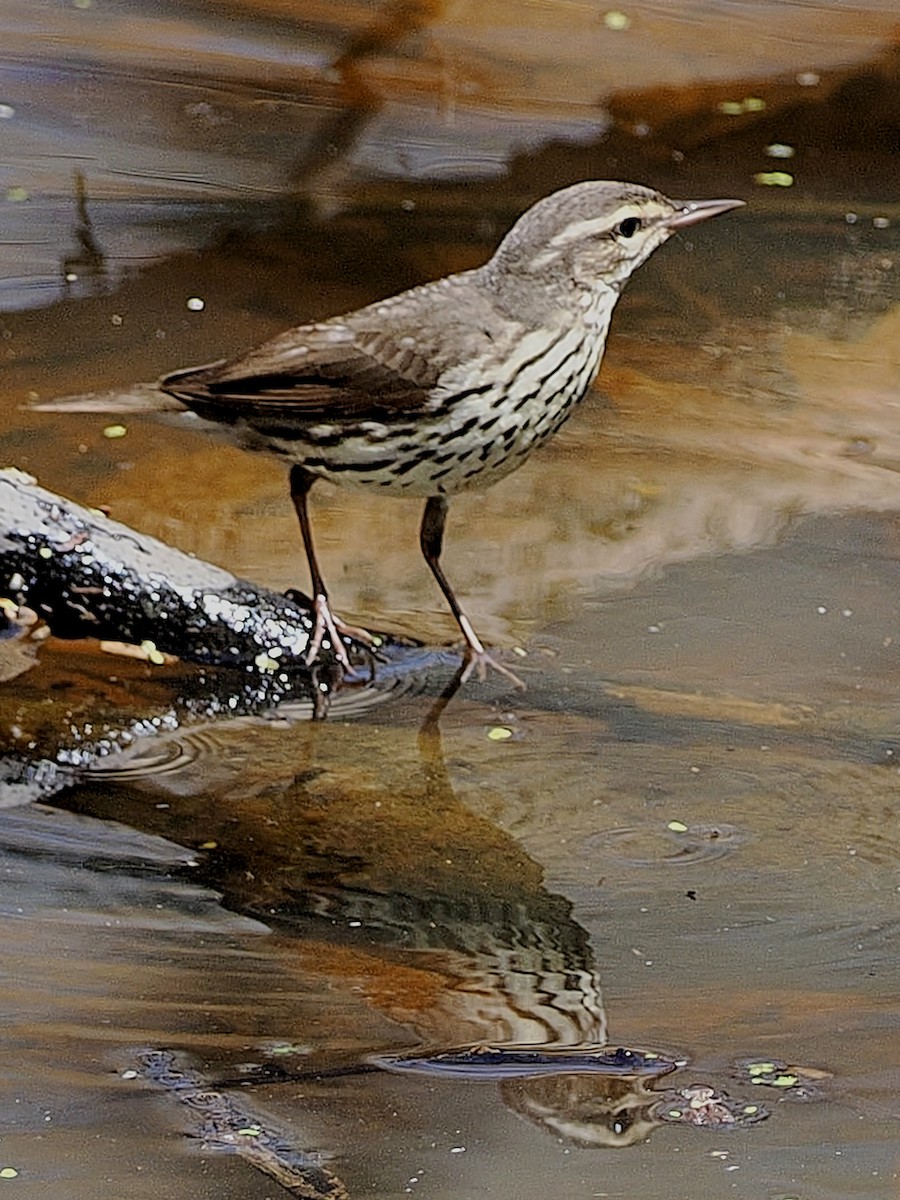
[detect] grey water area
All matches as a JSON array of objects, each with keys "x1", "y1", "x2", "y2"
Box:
[{"x1": 1, "y1": 1, "x2": 900, "y2": 1196}]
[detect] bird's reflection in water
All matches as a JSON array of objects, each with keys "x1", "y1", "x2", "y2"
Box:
[
  {"x1": 302, "y1": 672, "x2": 763, "y2": 1145},
  {"x1": 502, "y1": 1072, "x2": 665, "y2": 1148},
  {"x1": 285, "y1": 667, "x2": 612, "y2": 1052},
  {"x1": 64, "y1": 661, "x2": 763, "y2": 1148}
]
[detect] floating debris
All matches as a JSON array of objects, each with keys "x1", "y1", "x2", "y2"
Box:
[
  {"x1": 718, "y1": 97, "x2": 766, "y2": 115},
  {"x1": 262, "y1": 1042, "x2": 313, "y2": 1058},
  {"x1": 733, "y1": 1057, "x2": 831, "y2": 1101},
  {"x1": 754, "y1": 172, "x2": 794, "y2": 187},
  {"x1": 656, "y1": 1083, "x2": 769, "y2": 1128},
  {"x1": 138, "y1": 1049, "x2": 349, "y2": 1199}
]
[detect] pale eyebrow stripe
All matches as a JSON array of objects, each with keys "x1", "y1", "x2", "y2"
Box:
[{"x1": 547, "y1": 201, "x2": 671, "y2": 249}]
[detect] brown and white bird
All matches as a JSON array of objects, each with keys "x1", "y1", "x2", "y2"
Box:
[{"x1": 53, "y1": 182, "x2": 745, "y2": 684}]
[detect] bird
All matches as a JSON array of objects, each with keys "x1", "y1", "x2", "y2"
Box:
[{"x1": 50, "y1": 182, "x2": 745, "y2": 687}]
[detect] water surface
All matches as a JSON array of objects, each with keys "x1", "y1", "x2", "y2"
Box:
[{"x1": 1, "y1": 2, "x2": 899, "y2": 1196}]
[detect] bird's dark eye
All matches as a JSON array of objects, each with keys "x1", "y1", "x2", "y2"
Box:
[{"x1": 616, "y1": 216, "x2": 642, "y2": 238}]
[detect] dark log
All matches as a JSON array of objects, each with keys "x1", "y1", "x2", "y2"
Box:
[{"x1": 0, "y1": 467, "x2": 326, "y2": 670}]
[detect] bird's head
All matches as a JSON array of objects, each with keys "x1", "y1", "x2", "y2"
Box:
[{"x1": 487, "y1": 180, "x2": 744, "y2": 293}]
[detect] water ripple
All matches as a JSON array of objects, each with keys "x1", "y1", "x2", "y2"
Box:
[{"x1": 582, "y1": 821, "x2": 750, "y2": 867}]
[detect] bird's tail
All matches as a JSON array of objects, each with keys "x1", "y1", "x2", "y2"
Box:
[{"x1": 29, "y1": 382, "x2": 185, "y2": 415}]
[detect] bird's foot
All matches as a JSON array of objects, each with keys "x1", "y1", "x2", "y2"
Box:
[
  {"x1": 454, "y1": 612, "x2": 526, "y2": 691},
  {"x1": 460, "y1": 646, "x2": 527, "y2": 691},
  {"x1": 304, "y1": 593, "x2": 376, "y2": 679}
]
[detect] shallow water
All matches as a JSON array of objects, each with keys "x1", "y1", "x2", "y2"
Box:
[{"x1": 1, "y1": 2, "x2": 900, "y2": 1196}]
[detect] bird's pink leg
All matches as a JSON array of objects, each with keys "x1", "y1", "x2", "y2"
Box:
[
  {"x1": 420, "y1": 496, "x2": 526, "y2": 690},
  {"x1": 290, "y1": 465, "x2": 374, "y2": 672}
]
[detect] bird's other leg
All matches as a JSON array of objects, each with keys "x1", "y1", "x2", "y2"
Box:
[
  {"x1": 289, "y1": 465, "x2": 373, "y2": 672},
  {"x1": 419, "y1": 495, "x2": 525, "y2": 690}
]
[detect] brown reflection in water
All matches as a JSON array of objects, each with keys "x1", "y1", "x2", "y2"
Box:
[{"x1": 64, "y1": 712, "x2": 610, "y2": 1054}]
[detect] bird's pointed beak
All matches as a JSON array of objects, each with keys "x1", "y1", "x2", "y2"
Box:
[{"x1": 665, "y1": 197, "x2": 746, "y2": 230}]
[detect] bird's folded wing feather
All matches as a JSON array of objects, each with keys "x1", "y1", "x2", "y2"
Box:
[{"x1": 162, "y1": 321, "x2": 443, "y2": 423}]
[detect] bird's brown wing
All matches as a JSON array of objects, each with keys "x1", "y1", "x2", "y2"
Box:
[{"x1": 161, "y1": 320, "x2": 441, "y2": 425}]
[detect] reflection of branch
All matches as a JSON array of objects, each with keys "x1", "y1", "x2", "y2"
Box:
[
  {"x1": 62, "y1": 171, "x2": 107, "y2": 296},
  {"x1": 291, "y1": 0, "x2": 439, "y2": 189}
]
